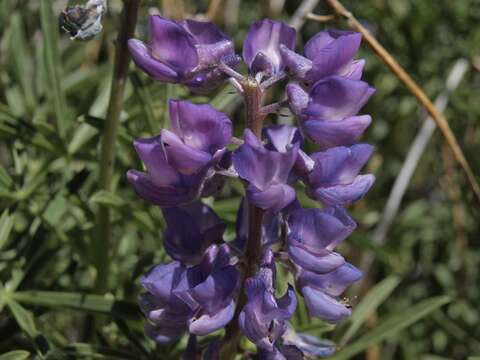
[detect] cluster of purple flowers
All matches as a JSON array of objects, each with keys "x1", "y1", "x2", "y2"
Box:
[{"x1": 128, "y1": 15, "x2": 374, "y2": 359}]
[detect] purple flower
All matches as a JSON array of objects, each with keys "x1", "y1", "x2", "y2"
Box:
[
  {"x1": 287, "y1": 76, "x2": 374, "y2": 148},
  {"x1": 175, "y1": 244, "x2": 239, "y2": 335},
  {"x1": 128, "y1": 16, "x2": 238, "y2": 92},
  {"x1": 233, "y1": 129, "x2": 298, "y2": 212},
  {"x1": 263, "y1": 125, "x2": 314, "y2": 178},
  {"x1": 127, "y1": 100, "x2": 232, "y2": 207},
  {"x1": 287, "y1": 207, "x2": 355, "y2": 273},
  {"x1": 281, "y1": 29, "x2": 363, "y2": 85},
  {"x1": 239, "y1": 250, "x2": 297, "y2": 351},
  {"x1": 162, "y1": 202, "x2": 226, "y2": 264},
  {"x1": 258, "y1": 344, "x2": 304, "y2": 360},
  {"x1": 140, "y1": 244, "x2": 239, "y2": 342},
  {"x1": 243, "y1": 19, "x2": 296, "y2": 76},
  {"x1": 282, "y1": 325, "x2": 336, "y2": 357},
  {"x1": 139, "y1": 261, "x2": 191, "y2": 344},
  {"x1": 305, "y1": 144, "x2": 375, "y2": 206},
  {"x1": 298, "y1": 263, "x2": 362, "y2": 323}
]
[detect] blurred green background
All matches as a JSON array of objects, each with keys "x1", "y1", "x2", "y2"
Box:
[{"x1": 0, "y1": 0, "x2": 480, "y2": 359}]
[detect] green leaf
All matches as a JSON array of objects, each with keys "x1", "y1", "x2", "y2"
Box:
[
  {"x1": 40, "y1": 0, "x2": 69, "y2": 138},
  {"x1": 47, "y1": 343, "x2": 141, "y2": 359},
  {"x1": 0, "y1": 350, "x2": 30, "y2": 360},
  {"x1": 7, "y1": 300, "x2": 38, "y2": 338},
  {"x1": 0, "y1": 210, "x2": 14, "y2": 251},
  {"x1": 13, "y1": 291, "x2": 140, "y2": 320},
  {"x1": 339, "y1": 276, "x2": 400, "y2": 345},
  {"x1": 90, "y1": 190, "x2": 126, "y2": 208},
  {"x1": 328, "y1": 296, "x2": 451, "y2": 360},
  {"x1": 130, "y1": 73, "x2": 158, "y2": 133}
]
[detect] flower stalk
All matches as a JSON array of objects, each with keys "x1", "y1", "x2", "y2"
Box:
[
  {"x1": 221, "y1": 78, "x2": 265, "y2": 358},
  {"x1": 94, "y1": 0, "x2": 141, "y2": 292}
]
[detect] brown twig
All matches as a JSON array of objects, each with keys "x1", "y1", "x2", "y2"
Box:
[
  {"x1": 206, "y1": 0, "x2": 223, "y2": 20},
  {"x1": 308, "y1": 0, "x2": 480, "y2": 203}
]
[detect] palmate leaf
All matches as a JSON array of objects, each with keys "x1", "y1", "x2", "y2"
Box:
[
  {"x1": 327, "y1": 296, "x2": 451, "y2": 360},
  {"x1": 12, "y1": 291, "x2": 141, "y2": 320}
]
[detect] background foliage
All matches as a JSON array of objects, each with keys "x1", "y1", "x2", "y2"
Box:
[{"x1": 1, "y1": 0, "x2": 480, "y2": 359}]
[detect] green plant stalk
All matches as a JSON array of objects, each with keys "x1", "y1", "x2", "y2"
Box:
[
  {"x1": 221, "y1": 78, "x2": 265, "y2": 359},
  {"x1": 94, "y1": 0, "x2": 141, "y2": 292}
]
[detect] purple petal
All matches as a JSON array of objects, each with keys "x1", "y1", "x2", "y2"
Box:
[
  {"x1": 339, "y1": 59, "x2": 365, "y2": 80},
  {"x1": 276, "y1": 285, "x2": 297, "y2": 320},
  {"x1": 302, "y1": 286, "x2": 352, "y2": 323},
  {"x1": 196, "y1": 40, "x2": 236, "y2": 68},
  {"x1": 141, "y1": 262, "x2": 187, "y2": 304},
  {"x1": 286, "y1": 83, "x2": 309, "y2": 116},
  {"x1": 128, "y1": 39, "x2": 179, "y2": 82},
  {"x1": 188, "y1": 299, "x2": 236, "y2": 336},
  {"x1": 189, "y1": 266, "x2": 239, "y2": 313},
  {"x1": 282, "y1": 326, "x2": 336, "y2": 357},
  {"x1": 233, "y1": 130, "x2": 297, "y2": 190},
  {"x1": 280, "y1": 45, "x2": 312, "y2": 79},
  {"x1": 288, "y1": 242, "x2": 345, "y2": 273},
  {"x1": 133, "y1": 136, "x2": 179, "y2": 187},
  {"x1": 162, "y1": 202, "x2": 226, "y2": 264},
  {"x1": 312, "y1": 174, "x2": 375, "y2": 205},
  {"x1": 258, "y1": 346, "x2": 303, "y2": 360},
  {"x1": 303, "y1": 115, "x2": 372, "y2": 148},
  {"x1": 304, "y1": 76, "x2": 375, "y2": 120},
  {"x1": 298, "y1": 263, "x2": 362, "y2": 297},
  {"x1": 127, "y1": 170, "x2": 195, "y2": 207},
  {"x1": 243, "y1": 19, "x2": 296, "y2": 74},
  {"x1": 309, "y1": 144, "x2": 374, "y2": 186},
  {"x1": 161, "y1": 130, "x2": 212, "y2": 175},
  {"x1": 145, "y1": 322, "x2": 185, "y2": 344},
  {"x1": 247, "y1": 183, "x2": 296, "y2": 213},
  {"x1": 288, "y1": 207, "x2": 356, "y2": 251},
  {"x1": 263, "y1": 125, "x2": 303, "y2": 153},
  {"x1": 305, "y1": 30, "x2": 361, "y2": 81},
  {"x1": 149, "y1": 16, "x2": 198, "y2": 72},
  {"x1": 180, "y1": 19, "x2": 229, "y2": 44},
  {"x1": 168, "y1": 100, "x2": 232, "y2": 154}
]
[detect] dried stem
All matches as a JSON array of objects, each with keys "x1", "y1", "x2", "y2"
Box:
[
  {"x1": 221, "y1": 78, "x2": 265, "y2": 359},
  {"x1": 309, "y1": 0, "x2": 480, "y2": 204},
  {"x1": 206, "y1": 0, "x2": 223, "y2": 20},
  {"x1": 94, "y1": 0, "x2": 141, "y2": 292}
]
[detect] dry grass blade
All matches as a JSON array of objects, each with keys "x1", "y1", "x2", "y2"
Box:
[{"x1": 307, "y1": 0, "x2": 480, "y2": 204}]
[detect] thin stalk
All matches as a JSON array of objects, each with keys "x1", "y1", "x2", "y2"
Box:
[
  {"x1": 221, "y1": 78, "x2": 265, "y2": 359},
  {"x1": 94, "y1": 0, "x2": 141, "y2": 292},
  {"x1": 309, "y1": 1, "x2": 480, "y2": 204}
]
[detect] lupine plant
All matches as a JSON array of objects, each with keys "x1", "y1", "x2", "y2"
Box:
[{"x1": 127, "y1": 15, "x2": 374, "y2": 359}]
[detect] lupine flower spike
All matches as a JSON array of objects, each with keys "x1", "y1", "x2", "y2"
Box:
[{"x1": 129, "y1": 16, "x2": 375, "y2": 359}]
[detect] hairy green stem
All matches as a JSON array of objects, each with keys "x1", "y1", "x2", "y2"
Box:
[
  {"x1": 221, "y1": 78, "x2": 265, "y2": 359},
  {"x1": 94, "y1": 0, "x2": 141, "y2": 292}
]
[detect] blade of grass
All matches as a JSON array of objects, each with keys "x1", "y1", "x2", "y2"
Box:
[
  {"x1": 338, "y1": 276, "x2": 400, "y2": 346},
  {"x1": 0, "y1": 350, "x2": 31, "y2": 360},
  {"x1": 328, "y1": 296, "x2": 451, "y2": 360},
  {"x1": 40, "y1": 0, "x2": 70, "y2": 138},
  {"x1": 12, "y1": 291, "x2": 140, "y2": 320}
]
